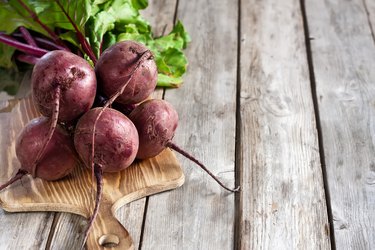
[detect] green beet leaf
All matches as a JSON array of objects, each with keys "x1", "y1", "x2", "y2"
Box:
[{"x1": 0, "y1": 0, "x2": 190, "y2": 95}]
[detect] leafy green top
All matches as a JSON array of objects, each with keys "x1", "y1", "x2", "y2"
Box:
[{"x1": 0, "y1": 0, "x2": 190, "y2": 94}]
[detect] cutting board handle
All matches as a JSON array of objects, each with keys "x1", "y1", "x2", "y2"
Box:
[{"x1": 86, "y1": 196, "x2": 134, "y2": 250}]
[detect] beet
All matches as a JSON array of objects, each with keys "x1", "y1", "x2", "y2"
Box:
[
  {"x1": 0, "y1": 117, "x2": 77, "y2": 191},
  {"x1": 129, "y1": 99, "x2": 240, "y2": 192},
  {"x1": 128, "y1": 99, "x2": 178, "y2": 159},
  {"x1": 74, "y1": 107, "x2": 139, "y2": 172},
  {"x1": 73, "y1": 107, "x2": 139, "y2": 245},
  {"x1": 32, "y1": 50, "x2": 97, "y2": 122},
  {"x1": 30, "y1": 50, "x2": 96, "y2": 178},
  {"x1": 16, "y1": 117, "x2": 77, "y2": 180},
  {"x1": 95, "y1": 40, "x2": 157, "y2": 105}
]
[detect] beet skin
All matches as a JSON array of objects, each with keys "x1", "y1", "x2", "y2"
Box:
[{"x1": 74, "y1": 108, "x2": 139, "y2": 172}]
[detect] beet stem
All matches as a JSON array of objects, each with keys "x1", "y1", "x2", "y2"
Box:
[
  {"x1": 34, "y1": 37, "x2": 67, "y2": 51},
  {"x1": 54, "y1": 0, "x2": 97, "y2": 63},
  {"x1": 12, "y1": 33, "x2": 69, "y2": 51},
  {"x1": 19, "y1": 26, "x2": 38, "y2": 47},
  {"x1": 0, "y1": 169, "x2": 28, "y2": 191},
  {"x1": 167, "y1": 141, "x2": 240, "y2": 192},
  {"x1": 0, "y1": 33, "x2": 48, "y2": 57},
  {"x1": 16, "y1": 0, "x2": 68, "y2": 49},
  {"x1": 81, "y1": 164, "x2": 103, "y2": 249},
  {"x1": 31, "y1": 87, "x2": 60, "y2": 177},
  {"x1": 16, "y1": 54, "x2": 40, "y2": 65}
]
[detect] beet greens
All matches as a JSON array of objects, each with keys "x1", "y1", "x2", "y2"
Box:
[{"x1": 0, "y1": 0, "x2": 190, "y2": 93}]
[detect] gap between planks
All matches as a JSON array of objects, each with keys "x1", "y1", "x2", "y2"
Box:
[
  {"x1": 234, "y1": 0, "x2": 242, "y2": 248},
  {"x1": 362, "y1": 0, "x2": 375, "y2": 46},
  {"x1": 299, "y1": 0, "x2": 336, "y2": 248}
]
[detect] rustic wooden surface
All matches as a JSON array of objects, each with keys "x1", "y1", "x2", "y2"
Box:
[
  {"x1": 306, "y1": 0, "x2": 375, "y2": 249},
  {"x1": 237, "y1": 0, "x2": 330, "y2": 248},
  {"x1": 1, "y1": 0, "x2": 375, "y2": 249}
]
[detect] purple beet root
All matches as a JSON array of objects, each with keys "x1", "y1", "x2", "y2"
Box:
[
  {"x1": 0, "y1": 117, "x2": 78, "y2": 191},
  {"x1": 129, "y1": 99, "x2": 240, "y2": 193}
]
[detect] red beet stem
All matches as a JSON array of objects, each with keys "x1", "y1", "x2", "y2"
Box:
[
  {"x1": 12, "y1": 33, "x2": 69, "y2": 51},
  {"x1": 16, "y1": 0, "x2": 68, "y2": 49},
  {"x1": 34, "y1": 37, "x2": 68, "y2": 51},
  {"x1": 0, "y1": 33, "x2": 48, "y2": 57},
  {"x1": 81, "y1": 164, "x2": 103, "y2": 249},
  {"x1": 0, "y1": 169, "x2": 28, "y2": 191},
  {"x1": 19, "y1": 26, "x2": 37, "y2": 47},
  {"x1": 167, "y1": 141, "x2": 240, "y2": 192},
  {"x1": 54, "y1": 0, "x2": 97, "y2": 63},
  {"x1": 31, "y1": 87, "x2": 60, "y2": 177},
  {"x1": 16, "y1": 54, "x2": 40, "y2": 65}
]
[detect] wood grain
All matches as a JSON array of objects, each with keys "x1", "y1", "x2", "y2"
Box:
[
  {"x1": 305, "y1": 0, "x2": 375, "y2": 248},
  {"x1": 237, "y1": 0, "x2": 331, "y2": 249},
  {"x1": 363, "y1": 0, "x2": 375, "y2": 39},
  {"x1": 141, "y1": 0, "x2": 238, "y2": 249},
  {"x1": 0, "y1": 203, "x2": 54, "y2": 249},
  {"x1": 47, "y1": 213, "x2": 87, "y2": 250},
  {"x1": 141, "y1": 0, "x2": 177, "y2": 37}
]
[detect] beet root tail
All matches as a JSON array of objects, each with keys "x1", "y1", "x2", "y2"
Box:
[
  {"x1": 167, "y1": 142, "x2": 240, "y2": 192},
  {"x1": 0, "y1": 169, "x2": 28, "y2": 192},
  {"x1": 81, "y1": 164, "x2": 103, "y2": 249}
]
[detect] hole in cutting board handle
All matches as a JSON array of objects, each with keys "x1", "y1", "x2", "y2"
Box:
[{"x1": 99, "y1": 234, "x2": 120, "y2": 248}]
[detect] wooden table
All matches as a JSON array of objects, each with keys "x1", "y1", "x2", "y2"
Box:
[{"x1": 0, "y1": 0, "x2": 374, "y2": 249}]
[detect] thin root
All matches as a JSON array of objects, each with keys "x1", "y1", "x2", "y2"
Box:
[
  {"x1": 81, "y1": 164, "x2": 103, "y2": 249},
  {"x1": 0, "y1": 169, "x2": 28, "y2": 191},
  {"x1": 167, "y1": 141, "x2": 240, "y2": 192},
  {"x1": 31, "y1": 87, "x2": 60, "y2": 177}
]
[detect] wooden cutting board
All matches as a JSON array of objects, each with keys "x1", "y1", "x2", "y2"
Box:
[{"x1": 0, "y1": 96, "x2": 185, "y2": 249}]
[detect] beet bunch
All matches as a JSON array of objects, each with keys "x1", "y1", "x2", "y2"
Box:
[{"x1": 1, "y1": 40, "x2": 239, "y2": 248}]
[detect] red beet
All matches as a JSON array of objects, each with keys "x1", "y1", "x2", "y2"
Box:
[
  {"x1": 129, "y1": 99, "x2": 240, "y2": 192},
  {"x1": 128, "y1": 99, "x2": 178, "y2": 159},
  {"x1": 74, "y1": 107, "x2": 139, "y2": 172},
  {"x1": 0, "y1": 117, "x2": 78, "y2": 191},
  {"x1": 30, "y1": 50, "x2": 96, "y2": 177},
  {"x1": 32, "y1": 50, "x2": 97, "y2": 122},
  {"x1": 95, "y1": 40, "x2": 157, "y2": 105}
]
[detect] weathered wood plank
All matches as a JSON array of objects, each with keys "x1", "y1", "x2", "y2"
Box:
[
  {"x1": 141, "y1": 0, "x2": 238, "y2": 249},
  {"x1": 364, "y1": 0, "x2": 375, "y2": 31},
  {"x1": 306, "y1": 0, "x2": 375, "y2": 248},
  {"x1": 0, "y1": 209, "x2": 54, "y2": 249},
  {"x1": 47, "y1": 213, "x2": 86, "y2": 250},
  {"x1": 237, "y1": 0, "x2": 331, "y2": 249},
  {"x1": 141, "y1": 0, "x2": 177, "y2": 36}
]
